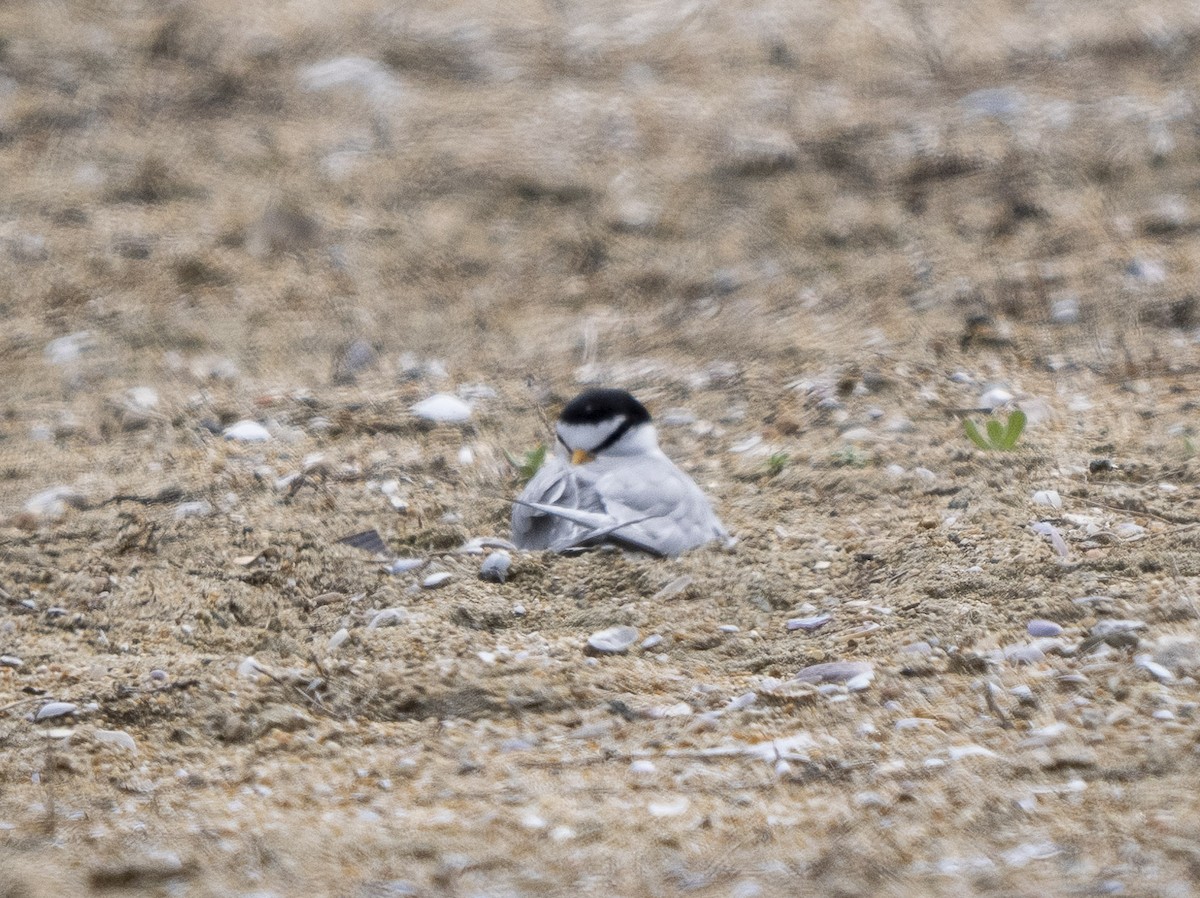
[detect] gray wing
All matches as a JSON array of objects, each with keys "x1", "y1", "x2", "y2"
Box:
[
  {"x1": 511, "y1": 458, "x2": 599, "y2": 550},
  {"x1": 592, "y1": 457, "x2": 727, "y2": 557}
]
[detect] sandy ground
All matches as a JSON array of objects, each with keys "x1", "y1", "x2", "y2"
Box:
[{"x1": 4, "y1": 1, "x2": 1200, "y2": 895}]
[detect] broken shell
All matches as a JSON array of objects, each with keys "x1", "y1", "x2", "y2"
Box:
[
  {"x1": 223, "y1": 420, "x2": 271, "y2": 442},
  {"x1": 1028, "y1": 619, "x2": 1063, "y2": 638},
  {"x1": 411, "y1": 394, "x2": 471, "y2": 423},
  {"x1": 793, "y1": 661, "x2": 873, "y2": 685},
  {"x1": 479, "y1": 551, "x2": 512, "y2": 583},
  {"x1": 586, "y1": 625, "x2": 638, "y2": 655},
  {"x1": 787, "y1": 615, "x2": 832, "y2": 632},
  {"x1": 35, "y1": 702, "x2": 78, "y2": 721},
  {"x1": 387, "y1": 557, "x2": 425, "y2": 574},
  {"x1": 368, "y1": 608, "x2": 408, "y2": 629},
  {"x1": 421, "y1": 572, "x2": 452, "y2": 589}
]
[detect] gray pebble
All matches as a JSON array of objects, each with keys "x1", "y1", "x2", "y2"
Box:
[
  {"x1": 586, "y1": 625, "x2": 638, "y2": 655},
  {"x1": 1027, "y1": 619, "x2": 1063, "y2": 638},
  {"x1": 479, "y1": 551, "x2": 512, "y2": 583}
]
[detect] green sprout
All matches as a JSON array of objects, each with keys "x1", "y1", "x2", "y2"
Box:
[
  {"x1": 505, "y1": 444, "x2": 547, "y2": 483},
  {"x1": 766, "y1": 452, "x2": 790, "y2": 477},
  {"x1": 830, "y1": 445, "x2": 869, "y2": 468},
  {"x1": 963, "y1": 409, "x2": 1026, "y2": 451}
]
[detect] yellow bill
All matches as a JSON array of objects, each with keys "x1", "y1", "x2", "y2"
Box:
[{"x1": 571, "y1": 449, "x2": 595, "y2": 465}]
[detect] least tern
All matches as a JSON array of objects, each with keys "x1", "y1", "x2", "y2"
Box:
[{"x1": 511, "y1": 388, "x2": 727, "y2": 557}]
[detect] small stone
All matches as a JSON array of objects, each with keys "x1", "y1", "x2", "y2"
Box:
[
  {"x1": 173, "y1": 500, "x2": 213, "y2": 520},
  {"x1": 411, "y1": 394, "x2": 471, "y2": 423},
  {"x1": 793, "y1": 661, "x2": 873, "y2": 685},
  {"x1": 327, "y1": 628, "x2": 350, "y2": 651},
  {"x1": 1091, "y1": 619, "x2": 1146, "y2": 637},
  {"x1": 1031, "y1": 490, "x2": 1062, "y2": 509},
  {"x1": 94, "y1": 729, "x2": 138, "y2": 754},
  {"x1": 980, "y1": 386, "x2": 1014, "y2": 410},
  {"x1": 237, "y1": 657, "x2": 266, "y2": 679},
  {"x1": 1027, "y1": 619, "x2": 1063, "y2": 638},
  {"x1": 1134, "y1": 655, "x2": 1175, "y2": 683},
  {"x1": 24, "y1": 486, "x2": 87, "y2": 519},
  {"x1": 44, "y1": 331, "x2": 91, "y2": 365},
  {"x1": 387, "y1": 558, "x2": 425, "y2": 574},
  {"x1": 0, "y1": 656, "x2": 22, "y2": 669},
  {"x1": 421, "y1": 572, "x2": 452, "y2": 589},
  {"x1": 641, "y1": 634, "x2": 663, "y2": 650},
  {"x1": 35, "y1": 702, "x2": 78, "y2": 721},
  {"x1": 479, "y1": 551, "x2": 512, "y2": 583},
  {"x1": 149, "y1": 669, "x2": 168, "y2": 682},
  {"x1": 787, "y1": 615, "x2": 831, "y2": 632},
  {"x1": 223, "y1": 420, "x2": 271, "y2": 442},
  {"x1": 646, "y1": 795, "x2": 690, "y2": 818},
  {"x1": 586, "y1": 625, "x2": 638, "y2": 655},
  {"x1": 368, "y1": 608, "x2": 408, "y2": 629},
  {"x1": 1005, "y1": 643, "x2": 1046, "y2": 665}
]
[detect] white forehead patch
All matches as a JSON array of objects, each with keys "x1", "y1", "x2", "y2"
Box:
[{"x1": 557, "y1": 416, "x2": 626, "y2": 453}]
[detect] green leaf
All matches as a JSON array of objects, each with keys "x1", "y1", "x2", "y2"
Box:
[
  {"x1": 962, "y1": 419, "x2": 991, "y2": 450},
  {"x1": 985, "y1": 418, "x2": 1005, "y2": 447},
  {"x1": 506, "y1": 444, "x2": 547, "y2": 483},
  {"x1": 1001, "y1": 410, "x2": 1026, "y2": 449}
]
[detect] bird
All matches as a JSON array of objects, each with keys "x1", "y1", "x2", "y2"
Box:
[{"x1": 511, "y1": 388, "x2": 728, "y2": 557}]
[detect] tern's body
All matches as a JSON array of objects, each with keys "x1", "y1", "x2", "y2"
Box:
[{"x1": 511, "y1": 389, "x2": 727, "y2": 557}]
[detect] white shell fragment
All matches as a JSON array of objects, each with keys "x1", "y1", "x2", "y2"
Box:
[
  {"x1": 223, "y1": 420, "x2": 271, "y2": 442},
  {"x1": 793, "y1": 661, "x2": 873, "y2": 685},
  {"x1": 980, "y1": 386, "x2": 1014, "y2": 410},
  {"x1": 411, "y1": 394, "x2": 472, "y2": 423},
  {"x1": 479, "y1": 551, "x2": 512, "y2": 583},
  {"x1": 368, "y1": 608, "x2": 408, "y2": 629},
  {"x1": 586, "y1": 625, "x2": 639, "y2": 654},
  {"x1": 237, "y1": 657, "x2": 267, "y2": 679},
  {"x1": 421, "y1": 572, "x2": 453, "y2": 589},
  {"x1": 1135, "y1": 654, "x2": 1175, "y2": 682},
  {"x1": 35, "y1": 702, "x2": 78, "y2": 721},
  {"x1": 94, "y1": 729, "x2": 138, "y2": 754},
  {"x1": 787, "y1": 615, "x2": 832, "y2": 632},
  {"x1": 387, "y1": 558, "x2": 425, "y2": 574},
  {"x1": 1031, "y1": 490, "x2": 1062, "y2": 509},
  {"x1": 1027, "y1": 619, "x2": 1063, "y2": 638},
  {"x1": 327, "y1": 628, "x2": 350, "y2": 651},
  {"x1": 24, "y1": 486, "x2": 87, "y2": 519}
]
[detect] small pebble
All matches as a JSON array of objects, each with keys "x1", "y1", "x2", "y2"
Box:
[
  {"x1": 479, "y1": 551, "x2": 512, "y2": 584},
  {"x1": 327, "y1": 628, "x2": 350, "y2": 651},
  {"x1": 793, "y1": 661, "x2": 873, "y2": 685},
  {"x1": 149, "y1": 669, "x2": 168, "y2": 682},
  {"x1": 35, "y1": 702, "x2": 78, "y2": 721},
  {"x1": 719, "y1": 624, "x2": 740, "y2": 634},
  {"x1": 94, "y1": 729, "x2": 138, "y2": 754},
  {"x1": 0, "y1": 655, "x2": 23, "y2": 669},
  {"x1": 980, "y1": 386, "x2": 1014, "y2": 410},
  {"x1": 387, "y1": 558, "x2": 425, "y2": 574},
  {"x1": 1005, "y1": 643, "x2": 1046, "y2": 665},
  {"x1": 223, "y1": 420, "x2": 271, "y2": 442},
  {"x1": 586, "y1": 625, "x2": 638, "y2": 655},
  {"x1": 421, "y1": 572, "x2": 452, "y2": 589},
  {"x1": 787, "y1": 615, "x2": 831, "y2": 632},
  {"x1": 641, "y1": 634, "x2": 663, "y2": 650},
  {"x1": 1135, "y1": 655, "x2": 1175, "y2": 682},
  {"x1": 411, "y1": 394, "x2": 471, "y2": 423},
  {"x1": 368, "y1": 608, "x2": 408, "y2": 629},
  {"x1": 1027, "y1": 619, "x2": 1063, "y2": 638},
  {"x1": 1031, "y1": 490, "x2": 1062, "y2": 509}
]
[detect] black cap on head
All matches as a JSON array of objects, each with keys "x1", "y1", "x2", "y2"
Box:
[{"x1": 559, "y1": 388, "x2": 651, "y2": 427}]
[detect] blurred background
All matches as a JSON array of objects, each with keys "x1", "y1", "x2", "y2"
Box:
[{"x1": 2, "y1": 0, "x2": 1199, "y2": 455}]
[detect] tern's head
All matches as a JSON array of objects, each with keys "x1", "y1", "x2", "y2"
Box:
[{"x1": 556, "y1": 388, "x2": 656, "y2": 464}]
